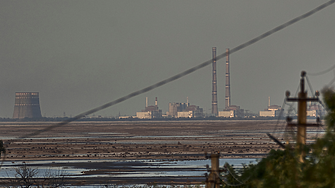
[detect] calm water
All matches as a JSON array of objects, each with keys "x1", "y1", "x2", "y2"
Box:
[{"x1": 0, "y1": 158, "x2": 258, "y2": 178}]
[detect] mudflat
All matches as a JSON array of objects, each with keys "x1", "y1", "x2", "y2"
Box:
[
  {"x1": 1, "y1": 119, "x2": 320, "y2": 186},
  {"x1": 0, "y1": 120, "x2": 285, "y2": 161}
]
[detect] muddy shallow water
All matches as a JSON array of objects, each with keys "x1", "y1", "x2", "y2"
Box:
[
  {"x1": 0, "y1": 120, "x2": 323, "y2": 186},
  {"x1": 0, "y1": 158, "x2": 259, "y2": 186}
]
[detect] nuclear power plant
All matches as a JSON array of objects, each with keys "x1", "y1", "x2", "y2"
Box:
[
  {"x1": 13, "y1": 92, "x2": 42, "y2": 119},
  {"x1": 134, "y1": 48, "x2": 245, "y2": 119},
  {"x1": 7, "y1": 48, "x2": 283, "y2": 120}
]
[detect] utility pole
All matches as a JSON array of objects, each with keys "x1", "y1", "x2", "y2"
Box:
[
  {"x1": 286, "y1": 71, "x2": 320, "y2": 162},
  {"x1": 206, "y1": 151, "x2": 220, "y2": 188}
]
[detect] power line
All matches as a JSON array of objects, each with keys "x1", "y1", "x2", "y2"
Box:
[
  {"x1": 326, "y1": 71, "x2": 335, "y2": 86},
  {"x1": 306, "y1": 75, "x2": 316, "y2": 97},
  {"x1": 271, "y1": 99, "x2": 286, "y2": 135},
  {"x1": 308, "y1": 64, "x2": 335, "y2": 76},
  {"x1": 20, "y1": 0, "x2": 335, "y2": 139}
]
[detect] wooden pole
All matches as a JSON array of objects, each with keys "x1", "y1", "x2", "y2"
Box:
[
  {"x1": 206, "y1": 152, "x2": 220, "y2": 188},
  {"x1": 297, "y1": 72, "x2": 307, "y2": 162}
]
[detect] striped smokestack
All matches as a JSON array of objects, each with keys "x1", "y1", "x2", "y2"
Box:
[
  {"x1": 212, "y1": 47, "x2": 218, "y2": 116},
  {"x1": 225, "y1": 48, "x2": 231, "y2": 109}
]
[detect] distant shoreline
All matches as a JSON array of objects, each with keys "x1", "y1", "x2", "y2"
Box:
[{"x1": 0, "y1": 116, "x2": 289, "y2": 122}]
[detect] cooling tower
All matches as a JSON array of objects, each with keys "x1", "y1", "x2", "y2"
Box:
[{"x1": 13, "y1": 92, "x2": 42, "y2": 119}]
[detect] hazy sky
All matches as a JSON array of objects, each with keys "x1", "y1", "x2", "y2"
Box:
[{"x1": 1, "y1": 1, "x2": 334, "y2": 118}]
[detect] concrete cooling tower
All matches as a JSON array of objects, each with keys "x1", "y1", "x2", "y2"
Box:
[{"x1": 13, "y1": 92, "x2": 42, "y2": 119}]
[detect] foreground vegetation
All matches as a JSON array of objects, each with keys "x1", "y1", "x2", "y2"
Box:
[{"x1": 222, "y1": 87, "x2": 335, "y2": 188}]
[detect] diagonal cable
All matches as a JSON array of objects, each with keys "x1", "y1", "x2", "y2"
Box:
[
  {"x1": 326, "y1": 72, "x2": 335, "y2": 86},
  {"x1": 272, "y1": 100, "x2": 286, "y2": 135},
  {"x1": 309, "y1": 64, "x2": 335, "y2": 76},
  {"x1": 306, "y1": 76, "x2": 315, "y2": 97},
  {"x1": 19, "y1": 0, "x2": 335, "y2": 139}
]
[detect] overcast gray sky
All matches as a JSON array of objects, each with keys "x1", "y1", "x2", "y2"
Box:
[{"x1": 0, "y1": 1, "x2": 334, "y2": 118}]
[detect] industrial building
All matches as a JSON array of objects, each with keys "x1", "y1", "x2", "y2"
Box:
[
  {"x1": 259, "y1": 108, "x2": 282, "y2": 117},
  {"x1": 177, "y1": 104, "x2": 203, "y2": 118},
  {"x1": 13, "y1": 92, "x2": 42, "y2": 119},
  {"x1": 307, "y1": 103, "x2": 324, "y2": 117},
  {"x1": 167, "y1": 97, "x2": 203, "y2": 118},
  {"x1": 136, "y1": 97, "x2": 162, "y2": 119},
  {"x1": 259, "y1": 98, "x2": 282, "y2": 117},
  {"x1": 177, "y1": 111, "x2": 193, "y2": 118},
  {"x1": 218, "y1": 110, "x2": 235, "y2": 118},
  {"x1": 167, "y1": 102, "x2": 188, "y2": 117},
  {"x1": 219, "y1": 105, "x2": 244, "y2": 118}
]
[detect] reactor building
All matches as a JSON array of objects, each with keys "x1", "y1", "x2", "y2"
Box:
[
  {"x1": 167, "y1": 102, "x2": 188, "y2": 117},
  {"x1": 177, "y1": 104, "x2": 204, "y2": 118},
  {"x1": 136, "y1": 97, "x2": 162, "y2": 119},
  {"x1": 259, "y1": 97, "x2": 283, "y2": 117},
  {"x1": 13, "y1": 92, "x2": 42, "y2": 119}
]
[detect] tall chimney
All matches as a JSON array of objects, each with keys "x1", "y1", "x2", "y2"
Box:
[
  {"x1": 212, "y1": 47, "x2": 218, "y2": 116},
  {"x1": 187, "y1": 96, "x2": 189, "y2": 107},
  {"x1": 225, "y1": 48, "x2": 231, "y2": 109},
  {"x1": 146, "y1": 97, "x2": 148, "y2": 107},
  {"x1": 155, "y1": 97, "x2": 158, "y2": 106},
  {"x1": 268, "y1": 96, "x2": 270, "y2": 107}
]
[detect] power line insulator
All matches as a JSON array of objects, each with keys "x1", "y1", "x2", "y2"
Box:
[
  {"x1": 315, "y1": 90, "x2": 320, "y2": 97},
  {"x1": 301, "y1": 71, "x2": 306, "y2": 77},
  {"x1": 286, "y1": 91, "x2": 291, "y2": 98}
]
